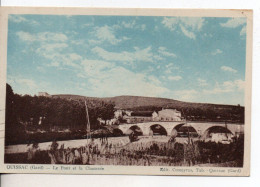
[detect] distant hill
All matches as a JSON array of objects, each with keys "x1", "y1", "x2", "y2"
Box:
[
  {"x1": 51, "y1": 94, "x2": 244, "y2": 122},
  {"x1": 52, "y1": 94, "x2": 242, "y2": 110}
]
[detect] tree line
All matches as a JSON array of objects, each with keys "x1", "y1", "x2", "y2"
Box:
[
  {"x1": 5, "y1": 84, "x2": 115, "y2": 144},
  {"x1": 129, "y1": 103, "x2": 244, "y2": 123}
]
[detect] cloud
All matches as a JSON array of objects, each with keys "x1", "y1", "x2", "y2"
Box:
[
  {"x1": 9, "y1": 15, "x2": 28, "y2": 23},
  {"x1": 211, "y1": 49, "x2": 223, "y2": 55},
  {"x1": 140, "y1": 24, "x2": 146, "y2": 31},
  {"x1": 35, "y1": 42, "x2": 68, "y2": 61},
  {"x1": 158, "y1": 47, "x2": 176, "y2": 57},
  {"x1": 203, "y1": 79, "x2": 244, "y2": 94},
  {"x1": 9, "y1": 15, "x2": 38, "y2": 25},
  {"x1": 220, "y1": 18, "x2": 246, "y2": 37},
  {"x1": 121, "y1": 20, "x2": 136, "y2": 28},
  {"x1": 16, "y1": 79, "x2": 37, "y2": 89},
  {"x1": 220, "y1": 18, "x2": 246, "y2": 28},
  {"x1": 80, "y1": 59, "x2": 114, "y2": 78},
  {"x1": 8, "y1": 75, "x2": 51, "y2": 95},
  {"x1": 221, "y1": 66, "x2": 237, "y2": 73},
  {"x1": 164, "y1": 63, "x2": 179, "y2": 74},
  {"x1": 90, "y1": 25, "x2": 129, "y2": 45},
  {"x1": 168, "y1": 76, "x2": 182, "y2": 81},
  {"x1": 120, "y1": 20, "x2": 146, "y2": 31},
  {"x1": 173, "y1": 89, "x2": 198, "y2": 101},
  {"x1": 180, "y1": 25, "x2": 196, "y2": 39},
  {"x1": 92, "y1": 46, "x2": 154, "y2": 63},
  {"x1": 78, "y1": 59, "x2": 169, "y2": 97},
  {"x1": 162, "y1": 17, "x2": 205, "y2": 39},
  {"x1": 16, "y1": 31, "x2": 68, "y2": 42},
  {"x1": 35, "y1": 42, "x2": 82, "y2": 68},
  {"x1": 240, "y1": 26, "x2": 246, "y2": 36},
  {"x1": 71, "y1": 40, "x2": 85, "y2": 45},
  {"x1": 180, "y1": 17, "x2": 204, "y2": 31},
  {"x1": 161, "y1": 17, "x2": 179, "y2": 31},
  {"x1": 148, "y1": 75, "x2": 162, "y2": 85},
  {"x1": 197, "y1": 78, "x2": 208, "y2": 86},
  {"x1": 16, "y1": 31, "x2": 81, "y2": 68}
]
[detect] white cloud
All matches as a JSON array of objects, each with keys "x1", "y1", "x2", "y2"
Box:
[
  {"x1": 78, "y1": 59, "x2": 169, "y2": 97},
  {"x1": 221, "y1": 66, "x2": 237, "y2": 73},
  {"x1": 203, "y1": 79, "x2": 244, "y2": 94},
  {"x1": 9, "y1": 15, "x2": 27, "y2": 23},
  {"x1": 35, "y1": 43, "x2": 68, "y2": 59},
  {"x1": 90, "y1": 25, "x2": 128, "y2": 45},
  {"x1": 233, "y1": 79, "x2": 245, "y2": 90},
  {"x1": 16, "y1": 79, "x2": 37, "y2": 89},
  {"x1": 148, "y1": 76, "x2": 162, "y2": 85},
  {"x1": 71, "y1": 40, "x2": 85, "y2": 45},
  {"x1": 197, "y1": 78, "x2": 208, "y2": 86},
  {"x1": 36, "y1": 66, "x2": 45, "y2": 72},
  {"x1": 180, "y1": 25, "x2": 196, "y2": 39},
  {"x1": 162, "y1": 17, "x2": 179, "y2": 31},
  {"x1": 69, "y1": 53, "x2": 82, "y2": 61},
  {"x1": 92, "y1": 46, "x2": 154, "y2": 63},
  {"x1": 9, "y1": 15, "x2": 38, "y2": 25},
  {"x1": 140, "y1": 24, "x2": 146, "y2": 31},
  {"x1": 158, "y1": 47, "x2": 176, "y2": 57},
  {"x1": 121, "y1": 20, "x2": 136, "y2": 28},
  {"x1": 120, "y1": 20, "x2": 146, "y2": 31},
  {"x1": 168, "y1": 76, "x2": 182, "y2": 81},
  {"x1": 16, "y1": 31, "x2": 81, "y2": 68},
  {"x1": 35, "y1": 43, "x2": 82, "y2": 68},
  {"x1": 211, "y1": 49, "x2": 223, "y2": 55},
  {"x1": 240, "y1": 26, "x2": 246, "y2": 36},
  {"x1": 180, "y1": 17, "x2": 204, "y2": 31},
  {"x1": 220, "y1": 18, "x2": 246, "y2": 28},
  {"x1": 47, "y1": 61, "x2": 60, "y2": 67},
  {"x1": 162, "y1": 17, "x2": 205, "y2": 39},
  {"x1": 80, "y1": 59, "x2": 114, "y2": 78},
  {"x1": 173, "y1": 89, "x2": 198, "y2": 101},
  {"x1": 154, "y1": 55, "x2": 164, "y2": 61},
  {"x1": 165, "y1": 69, "x2": 172, "y2": 74},
  {"x1": 165, "y1": 63, "x2": 179, "y2": 74},
  {"x1": 220, "y1": 18, "x2": 247, "y2": 37},
  {"x1": 16, "y1": 31, "x2": 68, "y2": 42}
]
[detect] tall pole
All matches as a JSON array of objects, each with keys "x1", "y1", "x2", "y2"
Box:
[{"x1": 85, "y1": 100, "x2": 91, "y2": 140}]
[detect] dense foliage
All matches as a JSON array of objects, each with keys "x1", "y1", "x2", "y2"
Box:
[{"x1": 5, "y1": 84, "x2": 115, "y2": 145}]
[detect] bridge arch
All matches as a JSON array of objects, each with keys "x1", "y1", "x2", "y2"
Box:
[
  {"x1": 170, "y1": 123, "x2": 198, "y2": 138},
  {"x1": 201, "y1": 125, "x2": 234, "y2": 141},
  {"x1": 169, "y1": 123, "x2": 185, "y2": 137},
  {"x1": 149, "y1": 124, "x2": 167, "y2": 136},
  {"x1": 113, "y1": 128, "x2": 124, "y2": 136},
  {"x1": 126, "y1": 125, "x2": 143, "y2": 136}
]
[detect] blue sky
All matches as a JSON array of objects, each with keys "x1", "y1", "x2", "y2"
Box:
[{"x1": 7, "y1": 15, "x2": 247, "y2": 105}]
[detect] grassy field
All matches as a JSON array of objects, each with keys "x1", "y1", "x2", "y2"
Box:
[{"x1": 5, "y1": 136, "x2": 244, "y2": 167}]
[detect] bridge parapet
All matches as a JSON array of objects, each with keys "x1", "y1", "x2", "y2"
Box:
[{"x1": 118, "y1": 121, "x2": 244, "y2": 137}]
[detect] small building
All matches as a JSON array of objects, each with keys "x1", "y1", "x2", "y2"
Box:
[
  {"x1": 124, "y1": 116, "x2": 153, "y2": 123},
  {"x1": 124, "y1": 110, "x2": 133, "y2": 116},
  {"x1": 158, "y1": 109, "x2": 182, "y2": 121},
  {"x1": 114, "y1": 110, "x2": 123, "y2": 119},
  {"x1": 38, "y1": 92, "x2": 51, "y2": 97},
  {"x1": 152, "y1": 111, "x2": 159, "y2": 121},
  {"x1": 123, "y1": 111, "x2": 153, "y2": 123}
]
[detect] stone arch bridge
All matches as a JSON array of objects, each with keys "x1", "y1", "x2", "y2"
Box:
[{"x1": 118, "y1": 121, "x2": 244, "y2": 138}]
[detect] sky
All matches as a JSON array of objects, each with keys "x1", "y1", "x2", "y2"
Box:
[{"x1": 6, "y1": 14, "x2": 247, "y2": 105}]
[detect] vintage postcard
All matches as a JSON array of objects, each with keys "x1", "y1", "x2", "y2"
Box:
[{"x1": 0, "y1": 7, "x2": 252, "y2": 176}]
